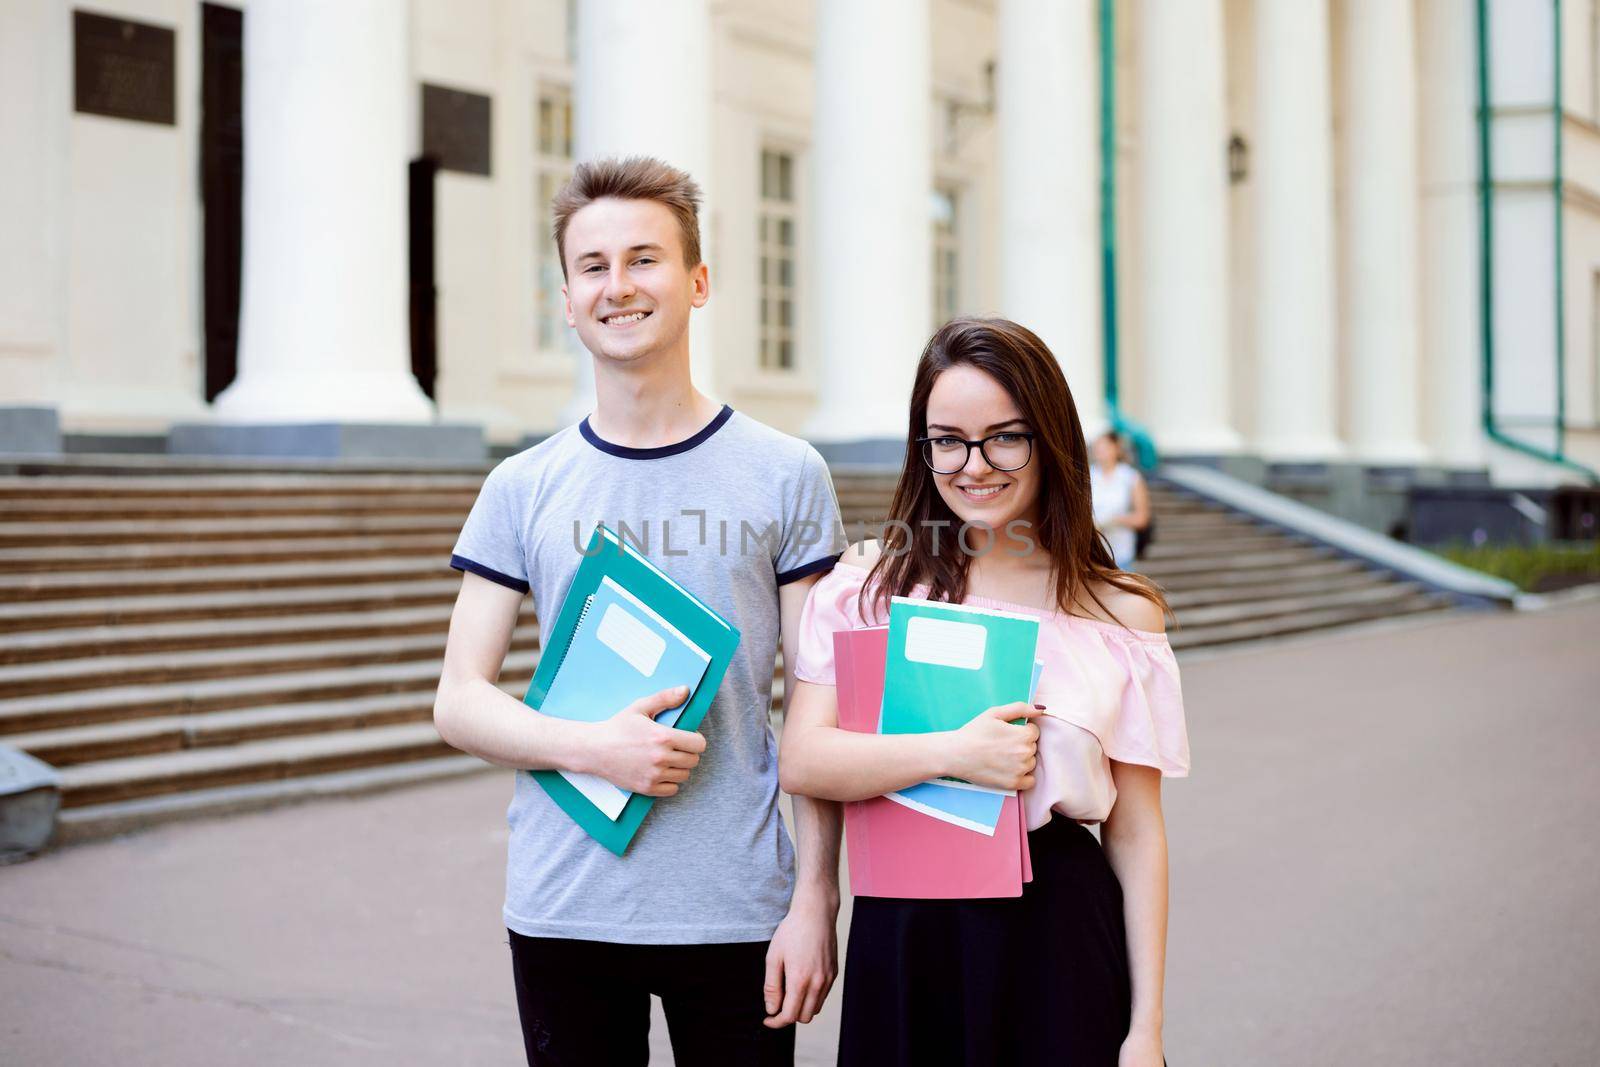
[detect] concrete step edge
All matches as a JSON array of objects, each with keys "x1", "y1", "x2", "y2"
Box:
[
  {"x1": 0, "y1": 534, "x2": 455, "y2": 566},
  {"x1": 0, "y1": 651, "x2": 539, "y2": 730},
  {"x1": 55, "y1": 721, "x2": 456, "y2": 803},
  {"x1": 1163, "y1": 573, "x2": 1389, "y2": 609},
  {"x1": 48, "y1": 754, "x2": 495, "y2": 846},
  {"x1": 1171, "y1": 583, "x2": 1431, "y2": 629},
  {"x1": 1137, "y1": 547, "x2": 1333, "y2": 576},
  {"x1": 0, "y1": 518, "x2": 467, "y2": 550},
  {"x1": 0, "y1": 626, "x2": 538, "y2": 686},
  {"x1": 1168, "y1": 596, "x2": 1451, "y2": 651},
  {"x1": 0, "y1": 556, "x2": 453, "y2": 599},
  {"x1": 0, "y1": 578, "x2": 466, "y2": 630},
  {"x1": 8, "y1": 683, "x2": 526, "y2": 763},
  {"x1": 0, "y1": 493, "x2": 477, "y2": 516},
  {"x1": 1, "y1": 604, "x2": 537, "y2": 662}
]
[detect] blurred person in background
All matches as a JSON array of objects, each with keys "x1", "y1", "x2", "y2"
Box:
[{"x1": 1091, "y1": 432, "x2": 1151, "y2": 570}]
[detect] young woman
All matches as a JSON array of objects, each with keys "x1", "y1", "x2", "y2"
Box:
[
  {"x1": 779, "y1": 317, "x2": 1189, "y2": 1066},
  {"x1": 1090, "y1": 431, "x2": 1152, "y2": 570}
]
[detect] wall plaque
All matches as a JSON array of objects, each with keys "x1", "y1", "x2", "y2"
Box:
[
  {"x1": 74, "y1": 10, "x2": 176, "y2": 126},
  {"x1": 421, "y1": 84, "x2": 492, "y2": 176}
]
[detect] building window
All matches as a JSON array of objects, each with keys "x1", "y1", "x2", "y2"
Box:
[
  {"x1": 931, "y1": 185, "x2": 961, "y2": 330},
  {"x1": 536, "y1": 84, "x2": 574, "y2": 350},
  {"x1": 758, "y1": 148, "x2": 798, "y2": 371}
]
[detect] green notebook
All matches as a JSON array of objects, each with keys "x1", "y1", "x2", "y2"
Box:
[
  {"x1": 878, "y1": 596, "x2": 1041, "y2": 738},
  {"x1": 523, "y1": 524, "x2": 741, "y2": 856}
]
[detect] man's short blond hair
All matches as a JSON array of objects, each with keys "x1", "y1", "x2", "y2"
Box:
[{"x1": 550, "y1": 156, "x2": 704, "y2": 279}]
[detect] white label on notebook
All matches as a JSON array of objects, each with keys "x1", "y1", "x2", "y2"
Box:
[
  {"x1": 903, "y1": 616, "x2": 987, "y2": 670},
  {"x1": 596, "y1": 602, "x2": 667, "y2": 677},
  {"x1": 562, "y1": 770, "x2": 629, "y2": 820}
]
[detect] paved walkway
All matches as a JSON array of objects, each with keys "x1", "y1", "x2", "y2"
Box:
[{"x1": 3, "y1": 600, "x2": 1597, "y2": 1065}]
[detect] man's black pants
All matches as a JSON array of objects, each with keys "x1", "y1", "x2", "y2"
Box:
[{"x1": 508, "y1": 930, "x2": 796, "y2": 1066}]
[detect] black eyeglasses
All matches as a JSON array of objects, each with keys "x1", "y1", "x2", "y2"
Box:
[{"x1": 916, "y1": 432, "x2": 1035, "y2": 474}]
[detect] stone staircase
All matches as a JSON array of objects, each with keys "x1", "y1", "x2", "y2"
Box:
[
  {"x1": 1139, "y1": 481, "x2": 1451, "y2": 649},
  {"x1": 0, "y1": 461, "x2": 1454, "y2": 844}
]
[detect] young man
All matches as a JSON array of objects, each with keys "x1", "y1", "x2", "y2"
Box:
[{"x1": 434, "y1": 156, "x2": 846, "y2": 1066}]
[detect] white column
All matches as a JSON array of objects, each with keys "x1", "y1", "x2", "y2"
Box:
[
  {"x1": 1253, "y1": 0, "x2": 1341, "y2": 459},
  {"x1": 1340, "y1": 0, "x2": 1428, "y2": 463},
  {"x1": 1136, "y1": 0, "x2": 1239, "y2": 454},
  {"x1": 1417, "y1": 0, "x2": 1484, "y2": 468},
  {"x1": 1427, "y1": 1, "x2": 1484, "y2": 467},
  {"x1": 0, "y1": 0, "x2": 67, "y2": 406},
  {"x1": 998, "y1": 0, "x2": 1103, "y2": 432},
  {"x1": 805, "y1": 0, "x2": 931, "y2": 442},
  {"x1": 216, "y1": 0, "x2": 431, "y2": 423},
  {"x1": 564, "y1": 0, "x2": 714, "y2": 421}
]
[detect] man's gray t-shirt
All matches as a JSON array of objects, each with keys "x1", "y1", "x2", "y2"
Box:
[{"x1": 450, "y1": 406, "x2": 846, "y2": 944}]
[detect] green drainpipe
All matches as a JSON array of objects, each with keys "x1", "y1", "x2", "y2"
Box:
[
  {"x1": 1474, "y1": 0, "x2": 1599, "y2": 482},
  {"x1": 1098, "y1": 0, "x2": 1158, "y2": 471}
]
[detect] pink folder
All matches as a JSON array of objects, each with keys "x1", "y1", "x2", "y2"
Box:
[{"x1": 835, "y1": 627, "x2": 1032, "y2": 899}]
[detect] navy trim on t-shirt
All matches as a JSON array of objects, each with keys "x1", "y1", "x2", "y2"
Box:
[
  {"x1": 579, "y1": 404, "x2": 735, "y2": 460},
  {"x1": 776, "y1": 553, "x2": 841, "y2": 587},
  {"x1": 451, "y1": 553, "x2": 531, "y2": 595}
]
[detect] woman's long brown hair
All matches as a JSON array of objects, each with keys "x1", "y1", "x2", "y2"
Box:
[{"x1": 861, "y1": 316, "x2": 1168, "y2": 627}]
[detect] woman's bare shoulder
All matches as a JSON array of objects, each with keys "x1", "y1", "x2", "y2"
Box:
[
  {"x1": 835, "y1": 539, "x2": 884, "y2": 571},
  {"x1": 1080, "y1": 578, "x2": 1166, "y2": 633}
]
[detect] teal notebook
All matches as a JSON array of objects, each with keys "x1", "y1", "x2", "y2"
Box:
[
  {"x1": 878, "y1": 597, "x2": 1041, "y2": 830},
  {"x1": 885, "y1": 658, "x2": 1043, "y2": 835},
  {"x1": 523, "y1": 525, "x2": 741, "y2": 856}
]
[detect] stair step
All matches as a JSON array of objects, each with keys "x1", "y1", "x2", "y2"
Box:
[
  {"x1": 1136, "y1": 545, "x2": 1333, "y2": 578},
  {"x1": 1169, "y1": 594, "x2": 1450, "y2": 651},
  {"x1": 1163, "y1": 571, "x2": 1387, "y2": 610},
  {"x1": 7, "y1": 685, "x2": 522, "y2": 766},
  {"x1": 1146, "y1": 558, "x2": 1364, "y2": 592},
  {"x1": 1150, "y1": 503, "x2": 1229, "y2": 518},
  {"x1": 0, "y1": 651, "x2": 538, "y2": 734},
  {"x1": 0, "y1": 626, "x2": 539, "y2": 699},
  {"x1": 0, "y1": 534, "x2": 454, "y2": 573},
  {"x1": 0, "y1": 577, "x2": 467, "y2": 633},
  {"x1": 0, "y1": 603, "x2": 537, "y2": 665},
  {"x1": 55, "y1": 722, "x2": 459, "y2": 808},
  {"x1": 50, "y1": 754, "x2": 493, "y2": 846},
  {"x1": 1138, "y1": 532, "x2": 1294, "y2": 559},
  {"x1": 1147, "y1": 520, "x2": 1270, "y2": 542},
  {"x1": 1172, "y1": 581, "x2": 1430, "y2": 629},
  {"x1": 0, "y1": 513, "x2": 464, "y2": 547},
  {"x1": 0, "y1": 556, "x2": 457, "y2": 603},
  {"x1": 0, "y1": 473, "x2": 487, "y2": 499},
  {"x1": 0, "y1": 492, "x2": 476, "y2": 521}
]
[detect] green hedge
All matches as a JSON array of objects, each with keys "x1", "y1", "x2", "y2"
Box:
[{"x1": 1437, "y1": 541, "x2": 1600, "y2": 592}]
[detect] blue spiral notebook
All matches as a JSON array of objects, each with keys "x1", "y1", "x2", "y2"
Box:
[
  {"x1": 523, "y1": 524, "x2": 740, "y2": 855},
  {"x1": 539, "y1": 574, "x2": 714, "y2": 819}
]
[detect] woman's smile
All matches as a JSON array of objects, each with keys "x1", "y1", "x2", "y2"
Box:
[{"x1": 955, "y1": 482, "x2": 1012, "y2": 503}]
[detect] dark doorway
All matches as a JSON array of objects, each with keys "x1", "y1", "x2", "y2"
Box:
[
  {"x1": 409, "y1": 158, "x2": 439, "y2": 401},
  {"x1": 200, "y1": 3, "x2": 243, "y2": 402}
]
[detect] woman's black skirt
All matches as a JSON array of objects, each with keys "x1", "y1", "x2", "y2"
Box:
[{"x1": 837, "y1": 816, "x2": 1132, "y2": 1066}]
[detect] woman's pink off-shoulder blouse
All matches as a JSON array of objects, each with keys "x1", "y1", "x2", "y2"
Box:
[{"x1": 792, "y1": 561, "x2": 1190, "y2": 829}]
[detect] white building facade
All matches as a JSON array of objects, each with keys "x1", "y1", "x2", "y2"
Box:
[{"x1": 3, "y1": 0, "x2": 1599, "y2": 492}]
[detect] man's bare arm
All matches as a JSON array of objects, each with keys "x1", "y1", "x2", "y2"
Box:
[
  {"x1": 764, "y1": 573, "x2": 843, "y2": 1027},
  {"x1": 433, "y1": 572, "x2": 702, "y2": 794}
]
